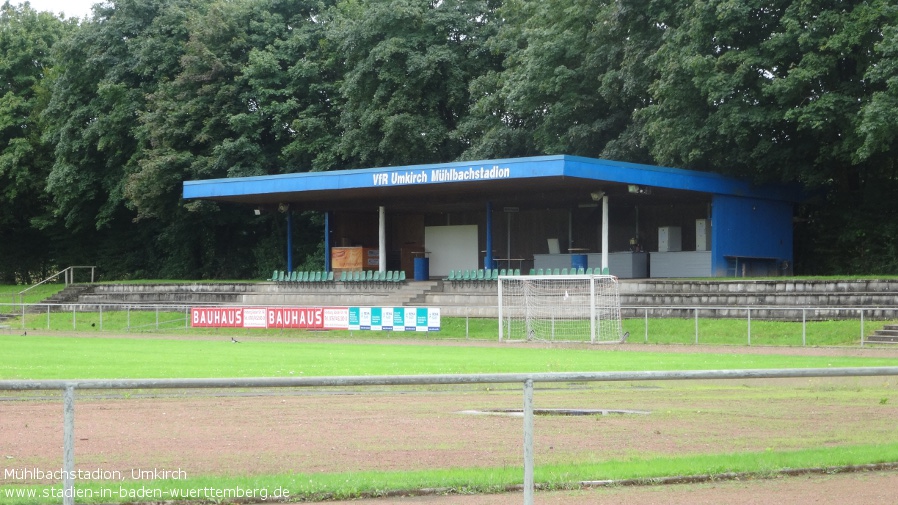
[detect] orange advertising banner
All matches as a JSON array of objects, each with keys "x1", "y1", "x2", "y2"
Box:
[{"x1": 331, "y1": 247, "x2": 363, "y2": 270}]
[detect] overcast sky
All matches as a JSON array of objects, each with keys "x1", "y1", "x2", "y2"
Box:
[{"x1": 13, "y1": 0, "x2": 99, "y2": 19}]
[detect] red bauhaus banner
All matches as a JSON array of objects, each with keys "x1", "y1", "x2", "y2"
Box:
[
  {"x1": 266, "y1": 307, "x2": 324, "y2": 329},
  {"x1": 191, "y1": 307, "x2": 244, "y2": 327}
]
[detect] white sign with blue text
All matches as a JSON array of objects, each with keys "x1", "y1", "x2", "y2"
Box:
[
  {"x1": 348, "y1": 307, "x2": 440, "y2": 332},
  {"x1": 371, "y1": 166, "x2": 511, "y2": 187}
]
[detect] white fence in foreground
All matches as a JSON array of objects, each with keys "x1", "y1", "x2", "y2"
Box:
[{"x1": 3, "y1": 367, "x2": 898, "y2": 505}]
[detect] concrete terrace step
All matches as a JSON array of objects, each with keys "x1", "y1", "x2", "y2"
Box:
[
  {"x1": 38, "y1": 278, "x2": 898, "y2": 322},
  {"x1": 24, "y1": 285, "x2": 93, "y2": 313},
  {"x1": 866, "y1": 335, "x2": 898, "y2": 344},
  {"x1": 621, "y1": 293, "x2": 898, "y2": 307},
  {"x1": 620, "y1": 279, "x2": 898, "y2": 295},
  {"x1": 867, "y1": 324, "x2": 898, "y2": 343},
  {"x1": 53, "y1": 280, "x2": 445, "y2": 312}
]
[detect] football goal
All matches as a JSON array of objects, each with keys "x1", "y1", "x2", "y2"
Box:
[{"x1": 497, "y1": 275, "x2": 624, "y2": 343}]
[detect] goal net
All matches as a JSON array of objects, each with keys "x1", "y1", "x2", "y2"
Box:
[{"x1": 498, "y1": 275, "x2": 624, "y2": 343}]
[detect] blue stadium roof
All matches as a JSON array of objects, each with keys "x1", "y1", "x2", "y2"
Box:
[{"x1": 183, "y1": 155, "x2": 799, "y2": 211}]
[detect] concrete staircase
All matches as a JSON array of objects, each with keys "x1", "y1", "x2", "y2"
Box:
[
  {"x1": 420, "y1": 281, "x2": 500, "y2": 317},
  {"x1": 40, "y1": 284, "x2": 92, "y2": 303},
  {"x1": 866, "y1": 325, "x2": 898, "y2": 344},
  {"x1": 22, "y1": 284, "x2": 93, "y2": 313}
]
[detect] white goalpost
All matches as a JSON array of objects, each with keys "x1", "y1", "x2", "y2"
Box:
[{"x1": 497, "y1": 275, "x2": 624, "y2": 343}]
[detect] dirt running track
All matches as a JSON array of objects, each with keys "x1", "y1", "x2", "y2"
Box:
[{"x1": 2, "y1": 336, "x2": 898, "y2": 504}]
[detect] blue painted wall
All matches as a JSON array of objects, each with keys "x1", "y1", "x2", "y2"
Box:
[{"x1": 711, "y1": 195, "x2": 794, "y2": 276}]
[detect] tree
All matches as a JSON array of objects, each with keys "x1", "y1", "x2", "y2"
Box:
[
  {"x1": 639, "y1": 0, "x2": 898, "y2": 273},
  {"x1": 0, "y1": 2, "x2": 73, "y2": 282},
  {"x1": 5, "y1": 0, "x2": 895, "y2": 279},
  {"x1": 240, "y1": 0, "x2": 342, "y2": 172},
  {"x1": 131, "y1": 0, "x2": 331, "y2": 278},
  {"x1": 36, "y1": 0, "x2": 207, "y2": 278},
  {"x1": 327, "y1": 0, "x2": 502, "y2": 168},
  {"x1": 461, "y1": 0, "x2": 678, "y2": 162}
]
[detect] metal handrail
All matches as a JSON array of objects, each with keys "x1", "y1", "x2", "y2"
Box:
[
  {"x1": 14, "y1": 269, "x2": 66, "y2": 305},
  {"x1": 14, "y1": 266, "x2": 96, "y2": 304},
  {"x1": 4, "y1": 367, "x2": 898, "y2": 505}
]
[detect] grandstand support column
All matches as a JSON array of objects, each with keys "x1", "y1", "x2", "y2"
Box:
[
  {"x1": 602, "y1": 195, "x2": 609, "y2": 272},
  {"x1": 378, "y1": 206, "x2": 386, "y2": 273},
  {"x1": 485, "y1": 201, "x2": 494, "y2": 270},
  {"x1": 568, "y1": 209, "x2": 573, "y2": 251},
  {"x1": 324, "y1": 211, "x2": 332, "y2": 272},
  {"x1": 286, "y1": 205, "x2": 293, "y2": 274}
]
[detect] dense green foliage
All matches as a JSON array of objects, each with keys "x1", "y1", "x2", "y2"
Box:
[{"x1": 1, "y1": 0, "x2": 897, "y2": 281}]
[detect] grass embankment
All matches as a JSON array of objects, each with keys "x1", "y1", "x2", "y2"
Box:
[
  {"x1": 0, "y1": 284, "x2": 65, "y2": 305},
  {"x1": 1, "y1": 335, "x2": 897, "y2": 380}
]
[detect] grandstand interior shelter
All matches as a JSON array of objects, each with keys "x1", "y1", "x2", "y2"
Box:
[{"x1": 182, "y1": 155, "x2": 800, "y2": 278}]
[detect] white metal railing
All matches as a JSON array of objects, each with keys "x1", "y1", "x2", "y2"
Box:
[
  {"x1": 3, "y1": 367, "x2": 898, "y2": 505},
  {"x1": 2, "y1": 302, "x2": 898, "y2": 346},
  {"x1": 621, "y1": 305, "x2": 898, "y2": 347},
  {"x1": 13, "y1": 266, "x2": 96, "y2": 304}
]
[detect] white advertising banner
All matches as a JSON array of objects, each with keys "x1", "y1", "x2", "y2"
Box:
[{"x1": 190, "y1": 306, "x2": 440, "y2": 331}]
